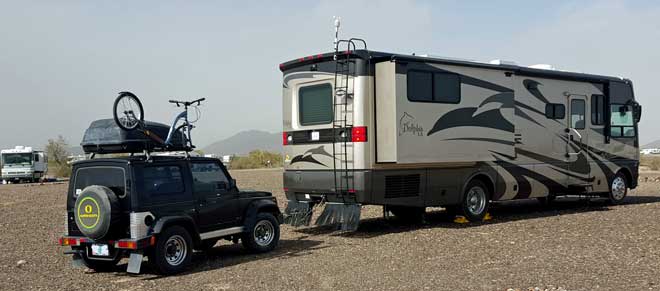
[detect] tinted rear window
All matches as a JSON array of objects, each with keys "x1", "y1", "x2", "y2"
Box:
[
  {"x1": 299, "y1": 83, "x2": 333, "y2": 125},
  {"x1": 74, "y1": 167, "x2": 126, "y2": 197}
]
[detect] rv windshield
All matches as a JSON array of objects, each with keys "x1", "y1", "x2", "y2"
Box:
[{"x1": 1, "y1": 153, "x2": 33, "y2": 166}]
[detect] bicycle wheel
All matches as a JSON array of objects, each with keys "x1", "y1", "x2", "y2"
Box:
[{"x1": 113, "y1": 91, "x2": 144, "y2": 131}]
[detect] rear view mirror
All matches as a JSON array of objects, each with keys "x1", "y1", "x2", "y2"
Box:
[
  {"x1": 633, "y1": 103, "x2": 642, "y2": 123},
  {"x1": 230, "y1": 179, "x2": 237, "y2": 190}
]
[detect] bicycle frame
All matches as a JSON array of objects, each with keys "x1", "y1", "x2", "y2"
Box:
[{"x1": 165, "y1": 110, "x2": 192, "y2": 148}]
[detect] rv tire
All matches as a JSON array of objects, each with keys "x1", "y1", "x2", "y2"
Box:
[
  {"x1": 460, "y1": 180, "x2": 490, "y2": 222},
  {"x1": 607, "y1": 172, "x2": 628, "y2": 205}
]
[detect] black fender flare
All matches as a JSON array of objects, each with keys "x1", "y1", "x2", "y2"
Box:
[
  {"x1": 243, "y1": 199, "x2": 283, "y2": 230},
  {"x1": 151, "y1": 215, "x2": 200, "y2": 243}
]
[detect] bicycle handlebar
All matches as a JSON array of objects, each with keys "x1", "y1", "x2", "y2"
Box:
[{"x1": 169, "y1": 98, "x2": 206, "y2": 106}]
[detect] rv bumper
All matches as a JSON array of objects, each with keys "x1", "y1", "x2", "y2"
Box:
[{"x1": 283, "y1": 170, "x2": 369, "y2": 203}]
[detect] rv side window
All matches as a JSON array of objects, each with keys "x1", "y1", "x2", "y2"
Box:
[
  {"x1": 407, "y1": 71, "x2": 433, "y2": 102},
  {"x1": 407, "y1": 70, "x2": 461, "y2": 103},
  {"x1": 433, "y1": 73, "x2": 461, "y2": 103},
  {"x1": 299, "y1": 84, "x2": 333, "y2": 126},
  {"x1": 570, "y1": 99, "x2": 585, "y2": 129},
  {"x1": 610, "y1": 104, "x2": 635, "y2": 137},
  {"x1": 544, "y1": 103, "x2": 565, "y2": 119},
  {"x1": 34, "y1": 155, "x2": 39, "y2": 162},
  {"x1": 591, "y1": 95, "x2": 605, "y2": 125}
]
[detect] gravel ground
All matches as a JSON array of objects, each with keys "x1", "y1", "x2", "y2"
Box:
[{"x1": 1, "y1": 169, "x2": 659, "y2": 291}]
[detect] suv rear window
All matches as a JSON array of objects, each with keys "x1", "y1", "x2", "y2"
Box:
[
  {"x1": 299, "y1": 83, "x2": 333, "y2": 125},
  {"x1": 74, "y1": 167, "x2": 126, "y2": 197}
]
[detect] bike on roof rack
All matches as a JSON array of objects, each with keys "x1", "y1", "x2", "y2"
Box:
[{"x1": 112, "y1": 91, "x2": 205, "y2": 151}]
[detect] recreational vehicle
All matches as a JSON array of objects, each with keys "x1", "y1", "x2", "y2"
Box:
[
  {"x1": 1, "y1": 146, "x2": 48, "y2": 183},
  {"x1": 281, "y1": 41, "x2": 641, "y2": 230}
]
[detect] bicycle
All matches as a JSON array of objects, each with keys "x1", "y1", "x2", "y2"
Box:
[{"x1": 112, "y1": 91, "x2": 205, "y2": 151}]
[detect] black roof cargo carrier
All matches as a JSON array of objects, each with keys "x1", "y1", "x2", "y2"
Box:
[{"x1": 81, "y1": 119, "x2": 187, "y2": 154}]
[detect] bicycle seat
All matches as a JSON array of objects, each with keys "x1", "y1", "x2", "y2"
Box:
[{"x1": 169, "y1": 98, "x2": 206, "y2": 107}]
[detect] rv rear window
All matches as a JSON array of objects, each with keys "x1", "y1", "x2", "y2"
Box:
[
  {"x1": 545, "y1": 103, "x2": 565, "y2": 119},
  {"x1": 299, "y1": 84, "x2": 333, "y2": 126},
  {"x1": 407, "y1": 70, "x2": 461, "y2": 103}
]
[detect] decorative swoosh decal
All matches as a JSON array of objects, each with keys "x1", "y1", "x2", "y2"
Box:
[
  {"x1": 427, "y1": 107, "x2": 514, "y2": 135},
  {"x1": 523, "y1": 79, "x2": 549, "y2": 104},
  {"x1": 289, "y1": 145, "x2": 333, "y2": 167}
]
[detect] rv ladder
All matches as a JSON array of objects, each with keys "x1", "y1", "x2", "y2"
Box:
[{"x1": 331, "y1": 38, "x2": 367, "y2": 200}]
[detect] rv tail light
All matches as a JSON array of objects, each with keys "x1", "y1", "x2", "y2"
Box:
[
  {"x1": 351, "y1": 126, "x2": 367, "y2": 143},
  {"x1": 283, "y1": 132, "x2": 292, "y2": 145}
]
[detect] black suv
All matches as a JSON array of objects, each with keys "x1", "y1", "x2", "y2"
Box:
[{"x1": 59, "y1": 155, "x2": 283, "y2": 275}]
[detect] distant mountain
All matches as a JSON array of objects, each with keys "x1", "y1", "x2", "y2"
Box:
[
  {"x1": 202, "y1": 130, "x2": 281, "y2": 156},
  {"x1": 643, "y1": 140, "x2": 660, "y2": 149}
]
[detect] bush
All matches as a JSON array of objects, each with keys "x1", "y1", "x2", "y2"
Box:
[
  {"x1": 45, "y1": 136, "x2": 72, "y2": 177},
  {"x1": 641, "y1": 155, "x2": 660, "y2": 171},
  {"x1": 229, "y1": 150, "x2": 282, "y2": 170}
]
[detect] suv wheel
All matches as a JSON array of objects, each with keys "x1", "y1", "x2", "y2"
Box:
[
  {"x1": 460, "y1": 179, "x2": 490, "y2": 222},
  {"x1": 242, "y1": 213, "x2": 280, "y2": 253},
  {"x1": 79, "y1": 252, "x2": 121, "y2": 272},
  {"x1": 150, "y1": 226, "x2": 193, "y2": 275}
]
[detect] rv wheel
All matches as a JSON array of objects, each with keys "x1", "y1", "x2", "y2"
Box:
[
  {"x1": 460, "y1": 180, "x2": 490, "y2": 222},
  {"x1": 607, "y1": 172, "x2": 628, "y2": 205}
]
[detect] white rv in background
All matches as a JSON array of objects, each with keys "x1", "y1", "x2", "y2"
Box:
[{"x1": 1, "y1": 146, "x2": 48, "y2": 183}]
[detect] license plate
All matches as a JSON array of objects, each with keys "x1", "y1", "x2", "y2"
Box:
[{"x1": 91, "y1": 244, "x2": 109, "y2": 256}]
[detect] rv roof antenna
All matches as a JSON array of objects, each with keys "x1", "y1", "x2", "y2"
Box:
[{"x1": 333, "y1": 16, "x2": 341, "y2": 60}]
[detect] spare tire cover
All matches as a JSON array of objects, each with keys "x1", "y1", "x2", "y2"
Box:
[{"x1": 74, "y1": 185, "x2": 121, "y2": 240}]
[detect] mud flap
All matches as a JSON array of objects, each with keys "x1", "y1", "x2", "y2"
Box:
[
  {"x1": 315, "y1": 202, "x2": 361, "y2": 231},
  {"x1": 71, "y1": 253, "x2": 86, "y2": 268},
  {"x1": 284, "y1": 201, "x2": 314, "y2": 227},
  {"x1": 126, "y1": 252, "x2": 143, "y2": 274}
]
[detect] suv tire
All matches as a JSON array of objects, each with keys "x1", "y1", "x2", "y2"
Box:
[
  {"x1": 150, "y1": 226, "x2": 193, "y2": 275},
  {"x1": 242, "y1": 213, "x2": 280, "y2": 253},
  {"x1": 74, "y1": 185, "x2": 121, "y2": 240}
]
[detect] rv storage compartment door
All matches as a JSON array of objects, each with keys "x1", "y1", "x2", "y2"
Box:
[{"x1": 375, "y1": 62, "x2": 397, "y2": 163}]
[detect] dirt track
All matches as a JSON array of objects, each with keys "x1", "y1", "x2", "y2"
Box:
[{"x1": 1, "y1": 169, "x2": 659, "y2": 291}]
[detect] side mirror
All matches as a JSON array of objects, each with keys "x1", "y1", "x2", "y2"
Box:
[
  {"x1": 229, "y1": 179, "x2": 237, "y2": 190},
  {"x1": 633, "y1": 103, "x2": 642, "y2": 123}
]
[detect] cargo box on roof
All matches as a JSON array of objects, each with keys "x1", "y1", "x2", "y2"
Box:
[{"x1": 81, "y1": 119, "x2": 187, "y2": 154}]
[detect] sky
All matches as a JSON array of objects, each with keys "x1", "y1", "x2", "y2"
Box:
[{"x1": 0, "y1": 0, "x2": 658, "y2": 150}]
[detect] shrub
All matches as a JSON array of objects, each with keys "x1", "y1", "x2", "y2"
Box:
[
  {"x1": 641, "y1": 155, "x2": 660, "y2": 171},
  {"x1": 229, "y1": 150, "x2": 282, "y2": 170}
]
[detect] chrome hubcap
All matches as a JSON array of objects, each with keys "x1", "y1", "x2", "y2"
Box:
[
  {"x1": 611, "y1": 176, "x2": 627, "y2": 200},
  {"x1": 164, "y1": 235, "x2": 187, "y2": 266},
  {"x1": 466, "y1": 186, "x2": 487, "y2": 215},
  {"x1": 254, "y1": 220, "x2": 275, "y2": 247}
]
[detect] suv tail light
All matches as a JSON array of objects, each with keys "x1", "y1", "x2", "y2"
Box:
[{"x1": 351, "y1": 126, "x2": 367, "y2": 143}]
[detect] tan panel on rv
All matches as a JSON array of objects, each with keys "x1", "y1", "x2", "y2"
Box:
[{"x1": 375, "y1": 62, "x2": 397, "y2": 163}]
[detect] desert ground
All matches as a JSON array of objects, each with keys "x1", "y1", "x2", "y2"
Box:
[{"x1": 1, "y1": 169, "x2": 659, "y2": 291}]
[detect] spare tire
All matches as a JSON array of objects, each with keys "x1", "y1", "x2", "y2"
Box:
[{"x1": 74, "y1": 185, "x2": 121, "y2": 240}]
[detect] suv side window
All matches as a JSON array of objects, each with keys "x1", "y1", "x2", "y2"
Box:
[
  {"x1": 191, "y1": 162, "x2": 230, "y2": 196},
  {"x1": 141, "y1": 165, "x2": 185, "y2": 196}
]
